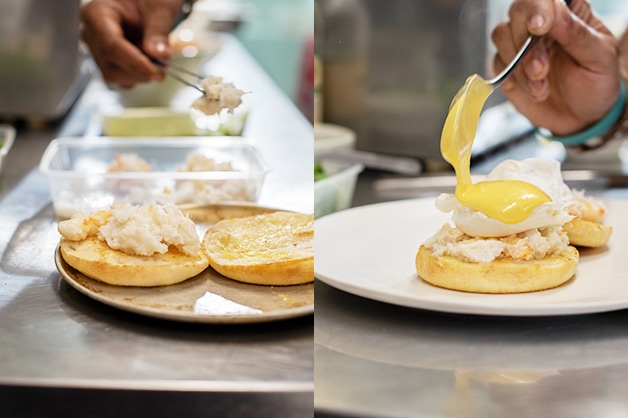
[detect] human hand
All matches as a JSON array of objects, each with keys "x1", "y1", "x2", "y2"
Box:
[
  {"x1": 491, "y1": 0, "x2": 620, "y2": 135},
  {"x1": 80, "y1": 0, "x2": 187, "y2": 88}
]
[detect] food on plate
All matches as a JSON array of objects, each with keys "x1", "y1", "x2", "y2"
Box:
[
  {"x1": 440, "y1": 75, "x2": 554, "y2": 227},
  {"x1": 563, "y1": 192, "x2": 612, "y2": 248},
  {"x1": 201, "y1": 211, "x2": 314, "y2": 285},
  {"x1": 417, "y1": 159, "x2": 579, "y2": 293},
  {"x1": 58, "y1": 202, "x2": 209, "y2": 287},
  {"x1": 416, "y1": 232, "x2": 579, "y2": 294},
  {"x1": 415, "y1": 68, "x2": 609, "y2": 293},
  {"x1": 418, "y1": 70, "x2": 581, "y2": 293},
  {"x1": 191, "y1": 75, "x2": 244, "y2": 115},
  {"x1": 563, "y1": 217, "x2": 612, "y2": 248}
]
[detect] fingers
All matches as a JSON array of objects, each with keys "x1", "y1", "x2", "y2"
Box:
[
  {"x1": 491, "y1": 21, "x2": 551, "y2": 101},
  {"x1": 83, "y1": 32, "x2": 163, "y2": 86},
  {"x1": 101, "y1": 39, "x2": 163, "y2": 86},
  {"x1": 490, "y1": 0, "x2": 615, "y2": 102},
  {"x1": 80, "y1": 0, "x2": 165, "y2": 86},
  {"x1": 491, "y1": 50, "x2": 550, "y2": 102},
  {"x1": 140, "y1": 0, "x2": 184, "y2": 59},
  {"x1": 488, "y1": 0, "x2": 622, "y2": 134},
  {"x1": 508, "y1": 0, "x2": 556, "y2": 43},
  {"x1": 495, "y1": 0, "x2": 617, "y2": 77},
  {"x1": 491, "y1": 1, "x2": 558, "y2": 87},
  {"x1": 548, "y1": 0, "x2": 618, "y2": 72}
]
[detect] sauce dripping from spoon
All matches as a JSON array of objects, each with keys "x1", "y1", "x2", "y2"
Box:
[{"x1": 440, "y1": 74, "x2": 551, "y2": 224}]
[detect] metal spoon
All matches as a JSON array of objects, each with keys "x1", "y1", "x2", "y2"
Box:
[
  {"x1": 488, "y1": 0, "x2": 572, "y2": 88},
  {"x1": 487, "y1": 35, "x2": 539, "y2": 88}
]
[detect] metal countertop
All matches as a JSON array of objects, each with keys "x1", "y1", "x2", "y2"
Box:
[
  {"x1": 0, "y1": 35, "x2": 313, "y2": 418},
  {"x1": 315, "y1": 137, "x2": 628, "y2": 418}
]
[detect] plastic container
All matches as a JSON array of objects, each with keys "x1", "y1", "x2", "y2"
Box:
[
  {"x1": 314, "y1": 160, "x2": 363, "y2": 218},
  {"x1": 0, "y1": 124, "x2": 16, "y2": 177},
  {"x1": 40, "y1": 137, "x2": 268, "y2": 219}
]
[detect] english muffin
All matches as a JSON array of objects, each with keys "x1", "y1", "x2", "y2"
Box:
[
  {"x1": 416, "y1": 243, "x2": 579, "y2": 294},
  {"x1": 58, "y1": 202, "x2": 208, "y2": 286},
  {"x1": 564, "y1": 192, "x2": 612, "y2": 248},
  {"x1": 201, "y1": 211, "x2": 314, "y2": 285}
]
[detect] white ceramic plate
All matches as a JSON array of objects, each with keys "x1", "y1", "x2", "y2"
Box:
[
  {"x1": 56, "y1": 204, "x2": 314, "y2": 324},
  {"x1": 315, "y1": 197, "x2": 628, "y2": 316}
]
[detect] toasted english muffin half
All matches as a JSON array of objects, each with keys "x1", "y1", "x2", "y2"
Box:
[
  {"x1": 415, "y1": 245, "x2": 579, "y2": 294},
  {"x1": 563, "y1": 218, "x2": 612, "y2": 248},
  {"x1": 59, "y1": 237, "x2": 209, "y2": 287},
  {"x1": 201, "y1": 211, "x2": 314, "y2": 285}
]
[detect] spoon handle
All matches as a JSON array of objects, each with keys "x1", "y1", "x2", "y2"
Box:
[{"x1": 488, "y1": 0, "x2": 573, "y2": 88}]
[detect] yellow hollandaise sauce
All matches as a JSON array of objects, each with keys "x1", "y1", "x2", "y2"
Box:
[{"x1": 441, "y1": 74, "x2": 551, "y2": 224}]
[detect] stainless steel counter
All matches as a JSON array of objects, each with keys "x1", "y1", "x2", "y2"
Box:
[
  {"x1": 315, "y1": 139, "x2": 628, "y2": 418},
  {"x1": 0, "y1": 35, "x2": 313, "y2": 417},
  {"x1": 315, "y1": 280, "x2": 628, "y2": 418}
]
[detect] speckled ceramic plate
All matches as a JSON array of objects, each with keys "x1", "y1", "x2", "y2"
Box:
[{"x1": 55, "y1": 204, "x2": 314, "y2": 323}]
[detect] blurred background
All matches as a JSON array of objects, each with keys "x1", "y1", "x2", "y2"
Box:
[
  {"x1": 315, "y1": 0, "x2": 628, "y2": 170},
  {"x1": 0, "y1": 0, "x2": 314, "y2": 125},
  {"x1": 234, "y1": 0, "x2": 313, "y2": 107}
]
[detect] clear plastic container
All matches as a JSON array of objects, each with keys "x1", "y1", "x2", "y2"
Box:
[
  {"x1": 40, "y1": 137, "x2": 268, "y2": 219},
  {"x1": 314, "y1": 160, "x2": 363, "y2": 218}
]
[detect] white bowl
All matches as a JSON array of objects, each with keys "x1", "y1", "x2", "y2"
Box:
[{"x1": 314, "y1": 123, "x2": 356, "y2": 158}]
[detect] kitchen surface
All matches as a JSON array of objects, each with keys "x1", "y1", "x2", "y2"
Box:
[
  {"x1": 0, "y1": 2, "x2": 313, "y2": 416},
  {"x1": 8, "y1": 0, "x2": 628, "y2": 416},
  {"x1": 314, "y1": 0, "x2": 628, "y2": 417},
  {"x1": 314, "y1": 137, "x2": 628, "y2": 418}
]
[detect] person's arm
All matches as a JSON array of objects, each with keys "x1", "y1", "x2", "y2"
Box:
[
  {"x1": 491, "y1": 0, "x2": 620, "y2": 143},
  {"x1": 80, "y1": 0, "x2": 191, "y2": 88}
]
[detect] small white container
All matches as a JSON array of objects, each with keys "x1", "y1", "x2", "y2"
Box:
[
  {"x1": 40, "y1": 137, "x2": 268, "y2": 219},
  {"x1": 314, "y1": 160, "x2": 363, "y2": 218},
  {"x1": 314, "y1": 123, "x2": 356, "y2": 159}
]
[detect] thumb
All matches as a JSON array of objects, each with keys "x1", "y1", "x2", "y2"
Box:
[{"x1": 141, "y1": 5, "x2": 179, "y2": 59}]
